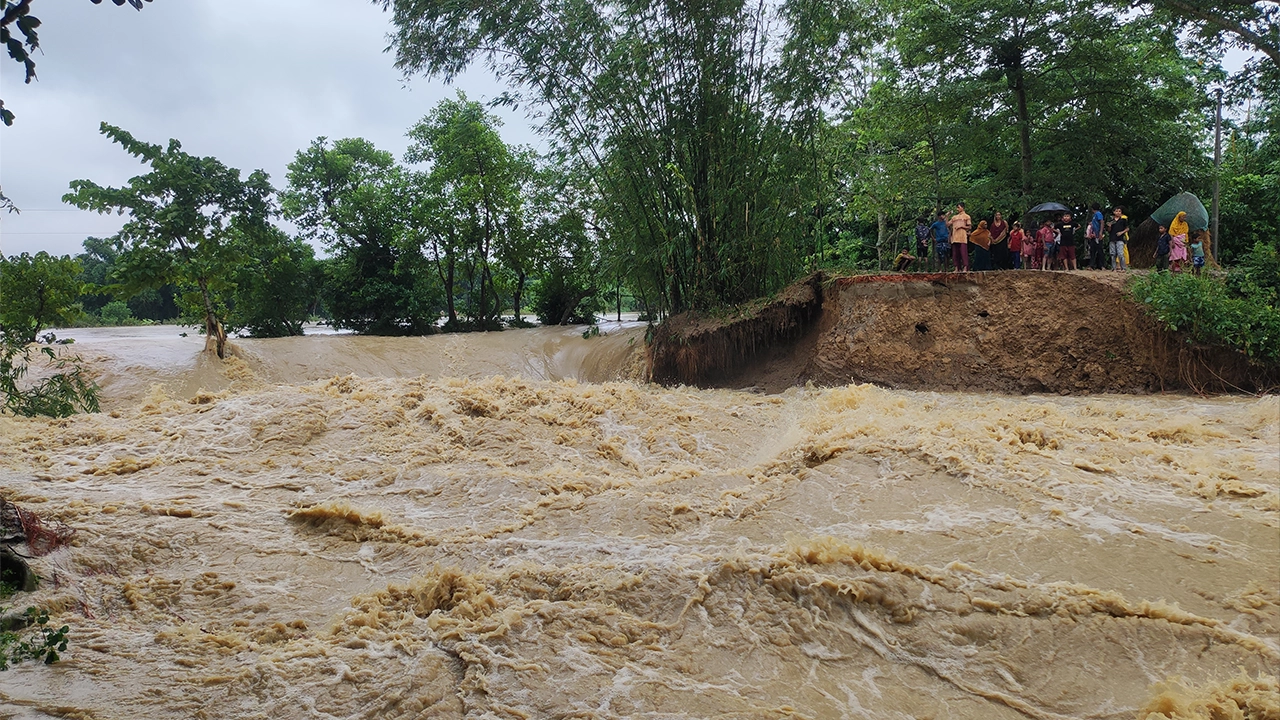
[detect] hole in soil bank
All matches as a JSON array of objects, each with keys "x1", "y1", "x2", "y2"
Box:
[
  {"x1": 977, "y1": 311, "x2": 990, "y2": 318},
  {"x1": 915, "y1": 323, "x2": 929, "y2": 333}
]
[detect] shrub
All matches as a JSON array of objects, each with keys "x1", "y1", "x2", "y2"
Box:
[
  {"x1": 1129, "y1": 242, "x2": 1280, "y2": 367},
  {"x1": 0, "y1": 340, "x2": 100, "y2": 418},
  {"x1": 99, "y1": 300, "x2": 134, "y2": 326},
  {"x1": 533, "y1": 264, "x2": 599, "y2": 326}
]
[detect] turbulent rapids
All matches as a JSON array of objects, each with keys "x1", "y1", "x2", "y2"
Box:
[{"x1": 0, "y1": 323, "x2": 1277, "y2": 719}]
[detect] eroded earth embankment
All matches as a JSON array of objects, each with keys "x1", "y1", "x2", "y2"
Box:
[{"x1": 649, "y1": 271, "x2": 1278, "y2": 394}]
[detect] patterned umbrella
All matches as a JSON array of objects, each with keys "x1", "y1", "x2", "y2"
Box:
[{"x1": 1150, "y1": 192, "x2": 1209, "y2": 231}]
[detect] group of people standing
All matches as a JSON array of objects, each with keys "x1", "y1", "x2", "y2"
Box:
[
  {"x1": 1154, "y1": 211, "x2": 1206, "y2": 274},
  {"x1": 909, "y1": 203, "x2": 1139, "y2": 273}
]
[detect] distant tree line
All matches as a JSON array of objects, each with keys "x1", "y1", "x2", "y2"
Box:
[{"x1": 2, "y1": 94, "x2": 613, "y2": 360}]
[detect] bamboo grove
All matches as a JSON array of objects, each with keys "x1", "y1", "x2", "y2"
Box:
[{"x1": 381, "y1": 0, "x2": 1279, "y2": 314}]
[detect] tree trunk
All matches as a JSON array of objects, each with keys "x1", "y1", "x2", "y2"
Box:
[
  {"x1": 876, "y1": 211, "x2": 889, "y2": 270},
  {"x1": 513, "y1": 270, "x2": 526, "y2": 323},
  {"x1": 197, "y1": 277, "x2": 227, "y2": 359},
  {"x1": 445, "y1": 259, "x2": 457, "y2": 326},
  {"x1": 1013, "y1": 69, "x2": 1033, "y2": 199}
]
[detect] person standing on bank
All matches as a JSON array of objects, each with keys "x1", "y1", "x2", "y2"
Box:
[
  {"x1": 1087, "y1": 203, "x2": 1106, "y2": 270},
  {"x1": 1190, "y1": 234, "x2": 1206, "y2": 275},
  {"x1": 930, "y1": 211, "x2": 951, "y2": 271},
  {"x1": 1010, "y1": 221, "x2": 1026, "y2": 269},
  {"x1": 1036, "y1": 220, "x2": 1057, "y2": 271},
  {"x1": 970, "y1": 220, "x2": 993, "y2": 271},
  {"x1": 915, "y1": 216, "x2": 933, "y2": 271},
  {"x1": 990, "y1": 211, "x2": 1010, "y2": 269},
  {"x1": 1155, "y1": 225, "x2": 1171, "y2": 272},
  {"x1": 1169, "y1": 211, "x2": 1190, "y2": 273},
  {"x1": 1109, "y1": 206, "x2": 1129, "y2": 272},
  {"x1": 948, "y1": 203, "x2": 972, "y2": 272},
  {"x1": 1056, "y1": 212, "x2": 1079, "y2": 271}
]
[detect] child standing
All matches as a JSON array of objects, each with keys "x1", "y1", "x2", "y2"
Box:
[
  {"x1": 931, "y1": 211, "x2": 951, "y2": 272},
  {"x1": 1009, "y1": 221, "x2": 1024, "y2": 269},
  {"x1": 1155, "y1": 226, "x2": 1171, "y2": 272},
  {"x1": 1190, "y1": 236, "x2": 1206, "y2": 276},
  {"x1": 1038, "y1": 222, "x2": 1058, "y2": 271}
]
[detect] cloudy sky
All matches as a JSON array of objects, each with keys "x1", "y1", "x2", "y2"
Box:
[{"x1": 0, "y1": 0, "x2": 537, "y2": 257}]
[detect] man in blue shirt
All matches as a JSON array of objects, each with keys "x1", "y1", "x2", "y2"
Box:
[
  {"x1": 930, "y1": 211, "x2": 951, "y2": 271},
  {"x1": 1087, "y1": 203, "x2": 1105, "y2": 269}
]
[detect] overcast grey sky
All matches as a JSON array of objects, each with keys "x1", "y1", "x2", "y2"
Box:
[{"x1": 0, "y1": 0, "x2": 537, "y2": 257}]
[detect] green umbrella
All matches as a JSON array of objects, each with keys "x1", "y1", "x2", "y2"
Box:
[{"x1": 1150, "y1": 192, "x2": 1209, "y2": 232}]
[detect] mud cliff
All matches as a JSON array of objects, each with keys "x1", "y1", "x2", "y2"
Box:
[{"x1": 649, "y1": 271, "x2": 1277, "y2": 394}]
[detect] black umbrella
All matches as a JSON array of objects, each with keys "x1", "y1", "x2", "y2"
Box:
[{"x1": 1027, "y1": 202, "x2": 1071, "y2": 214}]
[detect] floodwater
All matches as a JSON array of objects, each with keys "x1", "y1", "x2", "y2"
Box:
[{"x1": 0, "y1": 325, "x2": 1276, "y2": 719}]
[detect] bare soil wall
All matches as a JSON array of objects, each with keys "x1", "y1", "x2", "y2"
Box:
[{"x1": 649, "y1": 271, "x2": 1277, "y2": 394}]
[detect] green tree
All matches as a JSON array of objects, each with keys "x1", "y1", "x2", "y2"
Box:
[
  {"x1": 226, "y1": 226, "x2": 317, "y2": 338},
  {"x1": 1218, "y1": 65, "x2": 1280, "y2": 261},
  {"x1": 379, "y1": 0, "x2": 862, "y2": 314},
  {"x1": 884, "y1": 0, "x2": 1211, "y2": 209},
  {"x1": 98, "y1": 300, "x2": 133, "y2": 325},
  {"x1": 405, "y1": 93, "x2": 526, "y2": 330},
  {"x1": 283, "y1": 137, "x2": 439, "y2": 335},
  {"x1": 0, "y1": 252, "x2": 81, "y2": 343},
  {"x1": 532, "y1": 205, "x2": 601, "y2": 326},
  {"x1": 0, "y1": 253, "x2": 98, "y2": 418},
  {"x1": 1145, "y1": 0, "x2": 1278, "y2": 69},
  {"x1": 63, "y1": 123, "x2": 273, "y2": 358}
]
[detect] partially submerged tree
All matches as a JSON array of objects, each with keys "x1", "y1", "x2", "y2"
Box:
[
  {"x1": 64, "y1": 122, "x2": 274, "y2": 358},
  {"x1": 406, "y1": 93, "x2": 526, "y2": 330},
  {"x1": 283, "y1": 137, "x2": 438, "y2": 335},
  {"x1": 0, "y1": 252, "x2": 81, "y2": 344},
  {"x1": 225, "y1": 225, "x2": 318, "y2": 338}
]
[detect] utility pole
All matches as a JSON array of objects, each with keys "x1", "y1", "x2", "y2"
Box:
[{"x1": 1212, "y1": 87, "x2": 1223, "y2": 263}]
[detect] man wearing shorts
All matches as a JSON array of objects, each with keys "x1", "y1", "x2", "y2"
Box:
[
  {"x1": 1109, "y1": 206, "x2": 1129, "y2": 271},
  {"x1": 930, "y1": 211, "x2": 951, "y2": 271}
]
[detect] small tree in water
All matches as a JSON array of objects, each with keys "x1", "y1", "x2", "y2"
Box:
[{"x1": 64, "y1": 123, "x2": 274, "y2": 358}]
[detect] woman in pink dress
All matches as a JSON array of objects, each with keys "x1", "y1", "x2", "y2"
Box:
[{"x1": 1169, "y1": 211, "x2": 1189, "y2": 272}]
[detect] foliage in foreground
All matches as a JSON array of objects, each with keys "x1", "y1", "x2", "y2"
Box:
[
  {"x1": 0, "y1": 340, "x2": 101, "y2": 418},
  {"x1": 1129, "y1": 243, "x2": 1280, "y2": 367},
  {"x1": 0, "y1": 252, "x2": 101, "y2": 418},
  {"x1": 0, "y1": 607, "x2": 70, "y2": 670}
]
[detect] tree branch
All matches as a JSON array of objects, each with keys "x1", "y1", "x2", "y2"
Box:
[{"x1": 1156, "y1": 0, "x2": 1280, "y2": 68}]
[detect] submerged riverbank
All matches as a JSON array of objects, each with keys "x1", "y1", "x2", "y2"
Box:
[{"x1": 0, "y1": 325, "x2": 1276, "y2": 718}]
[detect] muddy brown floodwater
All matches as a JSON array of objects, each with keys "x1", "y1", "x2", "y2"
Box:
[{"x1": 0, "y1": 325, "x2": 1276, "y2": 719}]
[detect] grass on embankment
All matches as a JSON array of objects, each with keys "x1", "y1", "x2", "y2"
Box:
[{"x1": 1128, "y1": 242, "x2": 1280, "y2": 369}]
